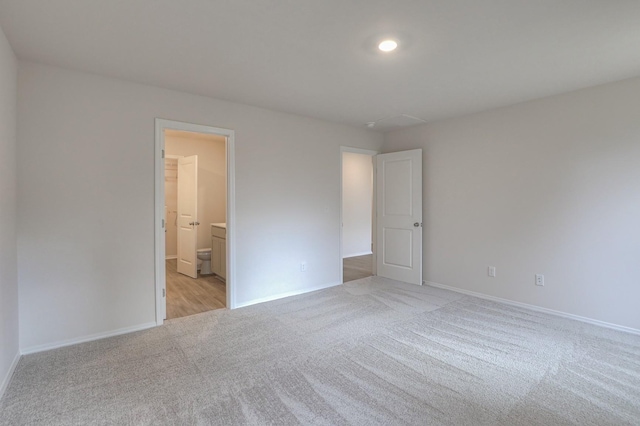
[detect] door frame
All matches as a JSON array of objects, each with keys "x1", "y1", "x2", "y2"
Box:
[
  {"x1": 154, "y1": 118, "x2": 236, "y2": 324},
  {"x1": 339, "y1": 146, "x2": 379, "y2": 283}
]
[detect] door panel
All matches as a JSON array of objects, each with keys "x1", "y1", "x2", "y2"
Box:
[
  {"x1": 382, "y1": 228, "x2": 413, "y2": 268},
  {"x1": 177, "y1": 155, "x2": 198, "y2": 278},
  {"x1": 382, "y1": 159, "x2": 413, "y2": 216},
  {"x1": 376, "y1": 149, "x2": 422, "y2": 285}
]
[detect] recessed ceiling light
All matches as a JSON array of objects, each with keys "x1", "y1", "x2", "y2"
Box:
[{"x1": 378, "y1": 40, "x2": 398, "y2": 52}]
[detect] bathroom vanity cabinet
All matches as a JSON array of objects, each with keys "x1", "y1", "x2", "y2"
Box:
[{"x1": 211, "y1": 223, "x2": 226, "y2": 280}]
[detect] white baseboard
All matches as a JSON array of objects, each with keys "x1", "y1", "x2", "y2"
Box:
[
  {"x1": 20, "y1": 322, "x2": 157, "y2": 355},
  {"x1": 0, "y1": 351, "x2": 21, "y2": 400},
  {"x1": 165, "y1": 255, "x2": 177, "y2": 260},
  {"x1": 235, "y1": 281, "x2": 342, "y2": 309},
  {"x1": 426, "y1": 281, "x2": 640, "y2": 336},
  {"x1": 343, "y1": 251, "x2": 373, "y2": 259}
]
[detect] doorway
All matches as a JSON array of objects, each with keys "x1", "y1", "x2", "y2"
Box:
[
  {"x1": 164, "y1": 131, "x2": 226, "y2": 319},
  {"x1": 340, "y1": 147, "x2": 377, "y2": 283},
  {"x1": 155, "y1": 119, "x2": 236, "y2": 324},
  {"x1": 340, "y1": 147, "x2": 424, "y2": 286}
]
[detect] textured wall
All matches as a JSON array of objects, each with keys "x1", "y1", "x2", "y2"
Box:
[
  {"x1": 17, "y1": 62, "x2": 383, "y2": 351},
  {"x1": 0, "y1": 22, "x2": 18, "y2": 396},
  {"x1": 384, "y1": 76, "x2": 640, "y2": 330}
]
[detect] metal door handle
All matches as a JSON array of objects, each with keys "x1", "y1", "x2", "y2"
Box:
[
  {"x1": 414, "y1": 222, "x2": 421, "y2": 227},
  {"x1": 189, "y1": 221, "x2": 200, "y2": 226}
]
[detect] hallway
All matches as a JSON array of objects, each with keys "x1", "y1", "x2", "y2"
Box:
[{"x1": 343, "y1": 254, "x2": 373, "y2": 283}]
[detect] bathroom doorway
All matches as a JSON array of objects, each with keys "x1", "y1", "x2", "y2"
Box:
[
  {"x1": 163, "y1": 131, "x2": 227, "y2": 319},
  {"x1": 155, "y1": 119, "x2": 235, "y2": 324}
]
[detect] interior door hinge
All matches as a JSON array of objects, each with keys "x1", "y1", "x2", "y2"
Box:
[
  {"x1": 162, "y1": 219, "x2": 165, "y2": 228},
  {"x1": 162, "y1": 149, "x2": 165, "y2": 159},
  {"x1": 162, "y1": 288, "x2": 165, "y2": 297}
]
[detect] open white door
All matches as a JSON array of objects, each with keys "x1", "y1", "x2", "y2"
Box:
[
  {"x1": 177, "y1": 155, "x2": 198, "y2": 278},
  {"x1": 376, "y1": 149, "x2": 422, "y2": 285}
]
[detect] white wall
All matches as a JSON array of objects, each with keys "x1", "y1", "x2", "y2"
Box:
[
  {"x1": 17, "y1": 61, "x2": 383, "y2": 351},
  {"x1": 342, "y1": 152, "x2": 373, "y2": 258},
  {"x1": 166, "y1": 131, "x2": 226, "y2": 252},
  {"x1": 0, "y1": 23, "x2": 19, "y2": 397},
  {"x1": 383, "y1": 76, "x2": 640, "y2": 331}
]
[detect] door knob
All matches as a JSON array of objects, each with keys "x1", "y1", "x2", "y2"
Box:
[
  {"x1": 414, "y1": 222, "x2": 421, "y2": 227},
  {"x1": 189, "y1": 221, "x2": 200, "y2": 226}
]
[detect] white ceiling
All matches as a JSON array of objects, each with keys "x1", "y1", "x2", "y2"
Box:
[{"x1": 2, "y1": 0, "x2": 640, "y2": 131}]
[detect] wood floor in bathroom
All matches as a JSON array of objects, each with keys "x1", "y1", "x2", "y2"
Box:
[{"x1": 166, "y1": 259, "x2": 226, "y2": 319}]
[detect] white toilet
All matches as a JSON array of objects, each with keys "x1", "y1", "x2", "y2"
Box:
[{"x1": 197, "y1": 248, "x2": 212, "y2": 275}]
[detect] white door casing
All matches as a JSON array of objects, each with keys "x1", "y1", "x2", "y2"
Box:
[
  {"x1": 155, "y1": 118, "x2": 236, "y2": 325},
  {"x1": 177, "y1": 155, "x2": 198, "y2": 278},
  {"x1": 376, "y1": 149, "x2": 423, "y2": 285}
]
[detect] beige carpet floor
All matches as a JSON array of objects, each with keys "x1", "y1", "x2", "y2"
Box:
[{"x1": 1, "y1": 276, "x2": 639, "y2": 425}]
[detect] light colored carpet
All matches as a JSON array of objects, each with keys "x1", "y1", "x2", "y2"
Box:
[{"x1": 1, "y1": 276, "x2": 639, "y2": 425}]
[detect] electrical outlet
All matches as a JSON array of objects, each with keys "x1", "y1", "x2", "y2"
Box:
[
  {"x1": 300, "y1": 262, "x2": 307, "y2": 272},
  {"x1": 535, "y1": 274, "x2": 544, "y2": 286},
  {"x1": 488, "y1": 266, "x2": 496, "y2": 277}
]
